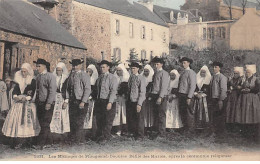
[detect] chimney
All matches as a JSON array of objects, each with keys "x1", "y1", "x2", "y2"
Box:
[
  {"x1": 56, "y1": 0, "x2": 73, "y2": 32},
  {"x1": 177, "y1": 12, "x2": 188, "y2": 25},
  {"x1": 170, "y1": 11, "x2": 174, "y2": 22},
  {"x1": 137, "y1": 0, "x2": 154, "y2": 12}
]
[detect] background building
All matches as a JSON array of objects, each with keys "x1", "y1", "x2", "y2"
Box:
[
  {"x1": 0, "y1": 0, "x2": 86, "y2": 79},
  {"x1": 32, "y1": 0, "x2": 170, "y2": 64}
]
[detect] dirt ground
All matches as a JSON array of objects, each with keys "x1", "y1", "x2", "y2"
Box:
[{"x1": 0, "y1": 118, "x2": 259, "y2": 161}]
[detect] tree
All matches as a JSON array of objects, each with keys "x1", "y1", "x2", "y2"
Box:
[
  {"x1": 257, "y1": 0, "x2": 260, "y2": 6},
  {"x1": 224, "y1": 0, "x2": 233, "y2": 20},
  {"x1": 126, "y1": 48, "x2": 139, "y2": 63},
  {"x1": 240, "y1": 0, "x2": 248, "y2": 15}
]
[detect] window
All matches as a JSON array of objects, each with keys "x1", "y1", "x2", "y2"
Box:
[
  {"x1": 162, "y1": 52, "x2": 167, "y2": 57},
  {"x1": 222, "y1": 27, "x2": 226, "y2": 39},
  {"x1": 216, "y1": 27, "x2": 226, "y2": 39},
  {"x1": 141, "y1": 50, "x2": 146, "y2": 60},
  {"x1": 208, "y1": 27, "x2": 215, "y2": 40},
  {"x1": 150, "y1": 51, "x2": 153, "y2": 61},
  {"x1": 101, "y1": 51, "x2": 105, "y2": 60},
  {"x1": 151, "y1": 29, "x2": 153, "y2": 40},
  {"x1": 113, "y1": 48, "x2": 121, "y2": 61},
  {"x1": 141, "y1": 26, "x2": 146, "y2": 39},
  {"x1": 203, "y1": 28, "x2": 207, "y2": 40},
  {"x1": 101, "y1": 26, "x2": 104, "y2": 33},
  {"x1": 163, "y1": 32, "x2": 166, "y2": 43},
  {"x1": 129, "y1": 22, "x2": 134, "y2": 38},
  {"x1": 116, "y1": 20, "x2": 120, "y2": 34},
  {"x1": 217, "y1": 27, "x2": 222, "y2": 38}
]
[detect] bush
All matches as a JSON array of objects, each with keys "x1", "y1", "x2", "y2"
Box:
[{"x1": 165, "y1": 46, "x2": 260, "y2": 77}]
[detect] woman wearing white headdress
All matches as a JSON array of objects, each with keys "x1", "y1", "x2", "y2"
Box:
[
  {"x1": 2, "y1": 63, "x2": 41, "y2": 149},
  {"x1": 112, "y1": 63, "x2": 129, "y2": 136},
  {"x1": 50, "y1": 62, "x2": 70, "y2": 135},
  {"x1": 225, "y1": 67, "x2": 244, "y2": 130},
  {"x1": 83, "y1": 64, "x2": 98, "y2": 130},
  {"x1": 192, "y1": 65, "x2": 211, "y2": 130},
  {"x1": 166, "y1": 69, "x2": 183, "y2": 129},
  {"x1": 235, "y1": 64, "x2": 260, "y2": 140},
  {"x1": 141, "y1": 64, "x2": 155, "y2": 129}
]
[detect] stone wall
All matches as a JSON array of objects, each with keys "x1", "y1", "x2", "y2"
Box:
[
  {"x1": 0, "y1": 29, "x2": 86, "y2": 78},
  {"x1": 71, "y1": 1, "x2": 111, "y2": 61}
]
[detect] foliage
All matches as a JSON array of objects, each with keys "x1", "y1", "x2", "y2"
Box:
[{"x1": 164, "y1": 46, "x2": 260, "y2": 78}]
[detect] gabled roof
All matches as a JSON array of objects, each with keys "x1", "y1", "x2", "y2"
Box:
[
  {"x1": 75, "y1": 0, "x2": 168, "y2": 27},
  {"x1": 153, "y1": 5, "x2": 199, "y2": 24},
  {"x1": 222, "y1": 0, "x2": 260, "y2": 10},
  {"x1": 0, "y1": 0, "x2": 86, "y2": 49}
]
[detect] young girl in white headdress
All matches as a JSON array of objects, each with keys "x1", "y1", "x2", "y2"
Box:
[
  {"x1": 141, "y1": 64, "x2": 155, "y2": 131},
  {"x1": 112, "y1": 64, "x2": 129, "y2": 136},
  {"x1": 193, "y1": 65, "x2": 211, "y2": 130},
  {"x1": 225, "y1": 67, "x2": 244, "y2": 132},
  {"x1": 84, "y1": 64, "x2": 99, "y2": 134},
  {"x1": 50, "y1": 62, "x2": 70, "y2": 139},
  {"x1": 2, "y1": 63, "x2": 41, "y2": 149},
  {"x1": 235, "y1": 64, "x2": 260, "y2": 141},
  {"x1": 166, "y1": 69, "x2": 183, "y2": 130}
]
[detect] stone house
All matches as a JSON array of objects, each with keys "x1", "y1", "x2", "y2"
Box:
[
  {"x1": 168, "y1": 6, "x2": 259, "y2": 51},
  {"x1": 230, "y1": 8, "x2": 260, "y2": 50},
  {"x1": 0, "y1": 0, "x2": 87, "y2": 79},
  {"x1": 181, "y1": 0, "x2": 260, "y2": 21},
  {"x1": 32, "y1": 0, "x2": 170, "y2": 64}
]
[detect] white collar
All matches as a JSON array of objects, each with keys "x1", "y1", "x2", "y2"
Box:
[
  {"x1": 185, "y1": 67, "x2": 191, "y2": 70},
  {"x1": 133, "y1": 73, "x2": 139, "y2": 76},
  {"x1": 76, "y1": 70, "x2": 82, "y2": 73},
  {"x1": 101, "y1": 72, "x2": 109, "y2": 76},
  {"x1": 41, "y1": 70, "x2": 47, "y2": 75},
  {"x1": 157, "y1": 68, "x2": 163, "y2": 71},
  {"x1": 215, "y1": 72, "x2": 220, "y2": 75}
]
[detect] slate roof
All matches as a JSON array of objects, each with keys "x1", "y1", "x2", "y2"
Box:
[
  {"x1": 0, "y1": 0, "x2": 86, "y2": 49},
  {"x1": 75, "y1": 0, "x2": 168, "y2": 27},
  {"x1": 223, "y1": 0, "x2": 260, "y2": 10},
  {"x1": 153, "y1": 5, "x2": 199, "y2": 24}
]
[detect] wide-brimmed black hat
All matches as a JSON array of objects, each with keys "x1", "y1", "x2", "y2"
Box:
[
  {"x1": 212, "y1": 61, "x2": 223, "y2": 68},
  {"x1": 151, "y1": 56, "x2": 164, "y2": 64},
  {"x1": 33, "y1": 58, "x2": 49, "y2": 66},
  {"x1": 179, "y1": 57, "x2": 193, "y2": 64},
  {"x1": 69, "y1": 59, "x2": 84, "y2": 66},
  {"x1": 98, "y1": 60, "x2": 112, "y2": 67},
  {"x1": 128, "y1": 62, "x2": 142, "y2": 69}
]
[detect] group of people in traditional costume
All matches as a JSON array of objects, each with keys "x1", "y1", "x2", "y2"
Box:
[{"x1": 0, "y1": 56, "x2": 259, "y2": 149}]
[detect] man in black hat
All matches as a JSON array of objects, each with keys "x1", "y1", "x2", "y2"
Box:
[
  {"x1": 151, "y1": 57, "x2": 170, "y2": 139},
  {"x1": 210, "y1": 61, "x2": 227, "y2": 136},
  {"x1": 63, "y1": 59, "x2": 91, "y2": 144},
  {"x1": 126, "y1": 62, "x2": 146, "y2": 140},
  {"x1": 178, "y1": 57, "x2": 196, "y2": 133},
  {"x1": 94, "y1": 60, "x2": 118, "y2": 143},
  {"x1": 34, "y1": 58, "x2": 57, "y2": 149}
]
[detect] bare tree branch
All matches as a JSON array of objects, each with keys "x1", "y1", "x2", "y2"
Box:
[
  {"x1": 224, "y1": 0, "x2": 233, "y2": 20},
  {"x1": 239, "y1": 0, "x2": 248, "y2": 15}
]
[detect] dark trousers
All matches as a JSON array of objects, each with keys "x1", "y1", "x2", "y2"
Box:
[
  {"x1": 210, "y1": 98, "x2": 226, "y2": 135},
  {"x1": 126, "y1": 101, "x2": 144, "y2": 138},
  {"x1": 179, "y1": 93, "x2": 195, "y2": 130},
  {"x1": 94, "y1": 99, "x2": 116, "y2": 140},
  {"x1": 36, "y1": 102, "x2": 54, "y2": 146},
  {"x1": 151, "y1": 94, "x2": 167, "y2": 136},
  {"x1": 69, "y1": 100, "x2": 88, "y2": 143}
]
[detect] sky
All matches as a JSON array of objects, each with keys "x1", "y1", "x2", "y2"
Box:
[{"x1": 133, "y1": 0, "x2": 186, "y2": 10}]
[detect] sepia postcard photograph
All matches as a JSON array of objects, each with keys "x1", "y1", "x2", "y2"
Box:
[{"x1": 0, "y1": 0, "x2": 259, "y2": 161}]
